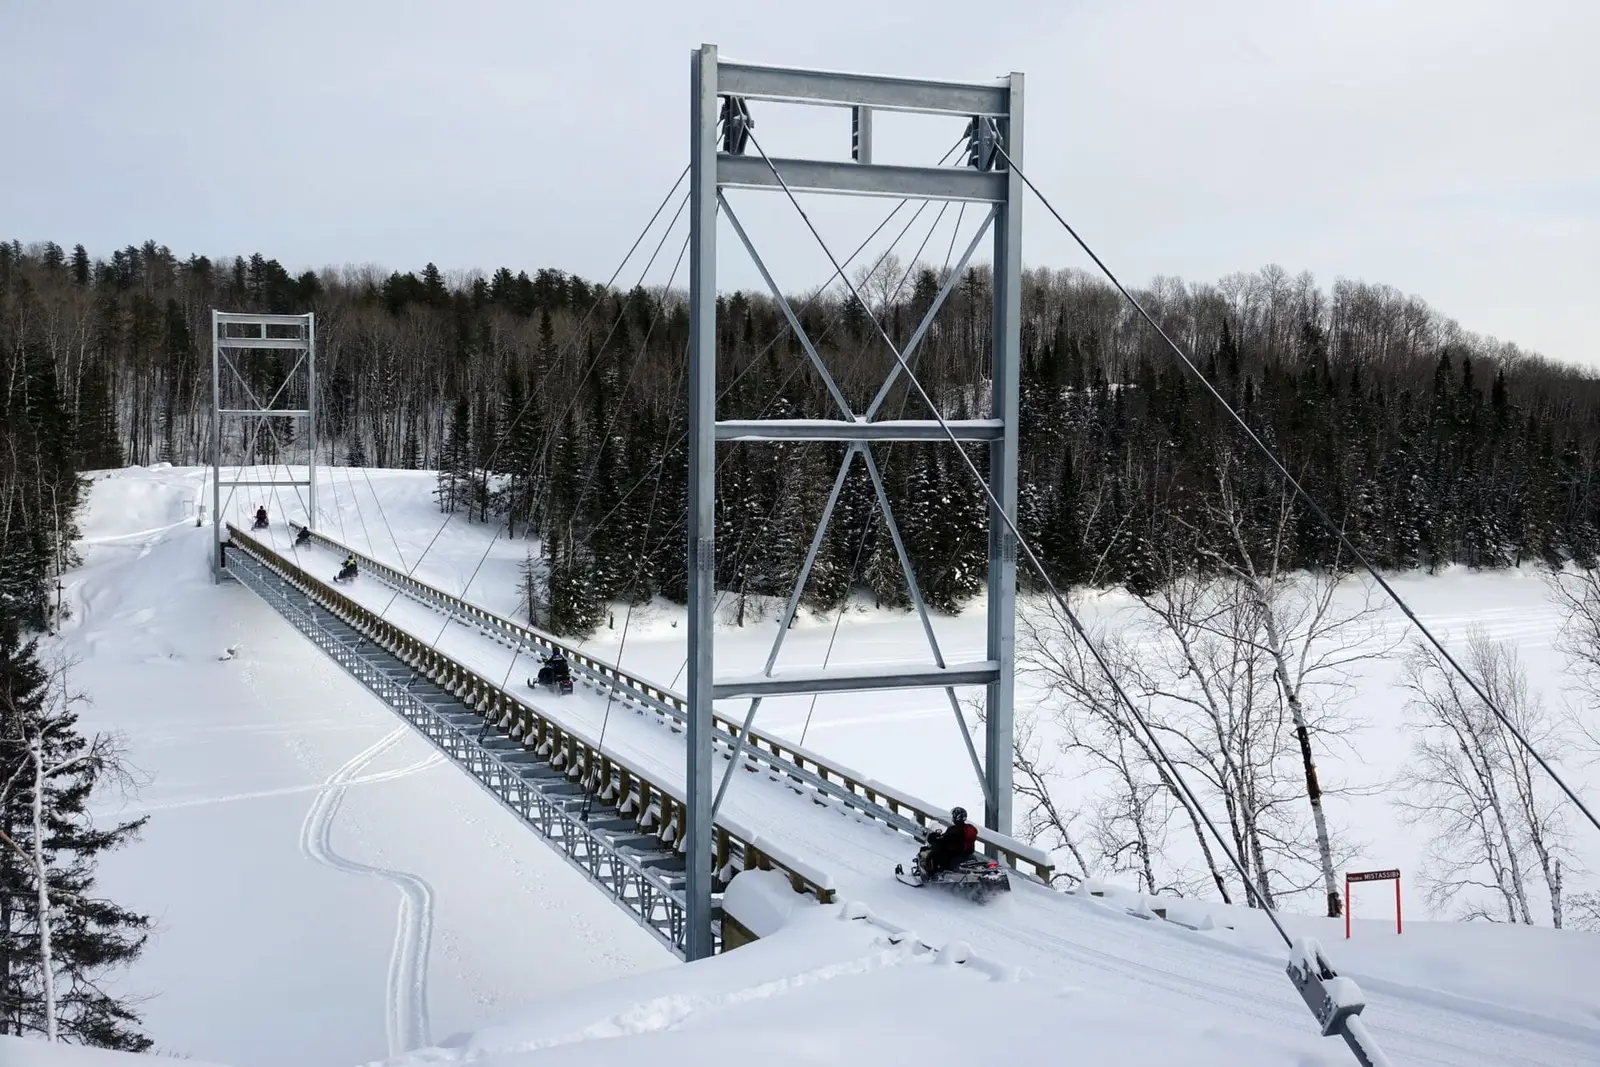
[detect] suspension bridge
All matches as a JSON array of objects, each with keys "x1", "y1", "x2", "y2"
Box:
[{"x1": 200, "y1": 45, "x2": 1600, "y2": 1067}]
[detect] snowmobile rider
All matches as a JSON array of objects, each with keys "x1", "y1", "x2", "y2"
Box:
[
  {"x1": 545, "y1": 651, "x2": 570, "y2": 683},
  {"x1": 337, "y1": 553, "x2": 358, "y2": 580},
  {"x1": 254, "y1": 505, "x2": 268, "y2": 528},
  {"x1": 922, "y1": 806, "x2": 979, "y2": 877},
  {"x1": 294, "y1": 524, "x2": 311, "y2": 546}
]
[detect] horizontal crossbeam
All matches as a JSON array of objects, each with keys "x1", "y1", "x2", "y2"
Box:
[
  {"x1": 218, "y1": 409, "x2": 310, "y2": 416},
  {"x1": 718, "y1": 61, "x2": 1009, "y2": 116},
  {"x1": 718, "y1": 154, "x2": 1005, "y2": 202},
  {"x1": 712, "y1": 660, "x2": 1000, "y2": 699},
  {"x1": 216, "y1": 337, "x2": 309, "y2": 349},
  {"x1": 715, "y1": 418, "x2": 1002, "y2": 442},
  {"x1": 218, "y1": 479, "x2": 311, "y2": 488},
  {"x1": 214, "y1": 312, "x2": 312, "y2": 325}
]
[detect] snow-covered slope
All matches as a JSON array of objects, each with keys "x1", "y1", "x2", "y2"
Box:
[
  {"x1": 12, "y1": 464, "x2": 1598, "y2": 1067},
  {"x1": 49, "y1": 467, "x2": 672, "y2": 1066},
  {"x1": 8, "y1": 869, "x2": 1600, "y2": 1067}
]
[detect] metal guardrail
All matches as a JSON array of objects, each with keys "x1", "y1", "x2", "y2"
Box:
[
  {"x1": 295, "y1": 525, "x2": 1055, "y2": 883},
  {"x1": 224, "y1": 527, "x2": 836, "y2": 956}
]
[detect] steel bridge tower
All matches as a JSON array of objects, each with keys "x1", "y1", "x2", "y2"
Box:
[
  {"x1": 685, "y1": 44, "x2": 1023, "y2": 959},
  {"x1": 210, "y1": 311, "x2": 318, "y2": 580}
]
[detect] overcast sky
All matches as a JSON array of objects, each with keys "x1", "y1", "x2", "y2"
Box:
[{"x1": 2, "y1": 0, "x2": 1594, "y2": 365}]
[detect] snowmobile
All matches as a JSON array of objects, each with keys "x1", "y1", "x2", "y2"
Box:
[
  {"x1": 529, "y1": 652, "x2": 574, "y2": 696},
  {"x1": 895, "y1": 827, "x2": 1011, "y2": 899},
  {"x1": 333, "y1": 558, "x2": 359, "y2": 583},
  {"x1": 292, "y1": 523, "x2": 312, "y2": 547},
  {"x1": 252, "y1": 507, "x2": 270, "y2": 530}
]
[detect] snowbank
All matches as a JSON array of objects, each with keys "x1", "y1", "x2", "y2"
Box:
[
  {"x1": 377, "y1": 895, "x2": 1344, "y2": 1067},
  {"x1": 0, "y1": 1036, "x2": 229, "y2": 1067},
  {"x1": 722, "y1": 869, "x2": 813, "y2": 938}
]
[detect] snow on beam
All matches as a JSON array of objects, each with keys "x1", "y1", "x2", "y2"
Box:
[
  {"x1": 714, "y1": 419, "x2": 1003, "y2": 442},
  {"x1": 214, "y1": 312, "x2": 310, "y2": 325},
  {"x1": 214, "y1": 336, "x2": 309, "y2": 349},
  {"x1": 712, "y1": 661, "x2": 1000, "y2": 699},
  {"x1": 718, "y1": 155, "x2": 1006, "y2": 203}
]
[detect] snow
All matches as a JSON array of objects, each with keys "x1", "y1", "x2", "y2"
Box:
[
  {"x1": 13, "y1": 464, "x2": 1600, "y2": 1067},
  {"x1": 47, "y1": 466, "x2": 673, "y2": 1066},
  {"x1": 722, "y1": 868, "x2": 807, "y2": 937}
]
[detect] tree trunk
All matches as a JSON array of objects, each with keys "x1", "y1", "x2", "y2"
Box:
[
  {"x1": 29, "y1": 740, "x2": 57, "y2": 1041},
  {"x1": 1259, "y1": 597, "x2": 1342, "y2": 917},
  {"x1": 1287, "y1": 681, "x2": 1340, "y2": 916}
]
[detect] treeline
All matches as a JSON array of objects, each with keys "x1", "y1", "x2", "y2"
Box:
[
  {"x1": 0, "y1": 241, "x2": 154, "y2": 1047},
  {"x1": 4, "y1": 239, "x2": 1600, "y2": 635}
]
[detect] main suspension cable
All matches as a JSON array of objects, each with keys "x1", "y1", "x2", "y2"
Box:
[
  {"x1": 990, "y1": 140, "x2": 1600, "y2": 842},
  {"x1": 742, "y1": 125, "x2": 1299, "y2": 948}
]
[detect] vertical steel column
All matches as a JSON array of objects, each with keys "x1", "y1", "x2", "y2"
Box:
[
  {"x1": 211, "y1": 310, "x2": 223, "y2": 581},
  {"x1": 984, "y1": 74, "x2": 1024, "y2": 836},
  {"x1": 306, "y1": 312, "x2": 318, "y2": 530},
  {"x1": 684, "y1": 41, "x2": 721, "y2": 962}
]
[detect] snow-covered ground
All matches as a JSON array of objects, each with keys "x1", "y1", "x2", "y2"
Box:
[
  {"x1": 46, "y1": 465, "x2": 673, "y2": 1066},
  {"x1": 9, "y1": 463, "x2": 1600, "y2": 1067},
  {"x1": 8, "y1": 867, "x2": 1600, "y2": 1067}
]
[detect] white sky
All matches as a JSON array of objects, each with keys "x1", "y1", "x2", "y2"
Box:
[{"x1": 1, "y1": 0, "x2": 1594, "y2": 365}]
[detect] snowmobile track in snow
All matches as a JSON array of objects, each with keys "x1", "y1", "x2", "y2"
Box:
[{"x1": 299, "y1": 727, "x2": 437, "y2": 1057}]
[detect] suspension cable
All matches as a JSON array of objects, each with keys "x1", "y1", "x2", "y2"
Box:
[
  {"x1": 360, "y1": 465, "x2": 409, "y2": 571},
  {"x1": 343, "y1": 461, "x2": 377, "y2": 557},
  {"x1": 742, "y1": 125, "x2": 1300, "y2": 947},
  {"x1": 653, "y1": 189, "x2": 960, "y2": 687},
  {"x1": 580, "y1": 394, "x2": 683, "y2": 820},
  {"x1": 800, "y1": 200, "x2": 969, "y2": 747},
  {"x1": 431, "y1": 218, "x2": 693, "y2": 652},
  {"x1": 495, "y1": 181, "x2": 699, "y2": 561},
  {"x1": 989, "y1": 140, "x2": 1600, "y2": 842},
  {"x1": 573, "y1": 190, "x2": 943, "y2": 558},
  {"x1": 369, "y1": 166, "x2": 694, "y2": 622}
]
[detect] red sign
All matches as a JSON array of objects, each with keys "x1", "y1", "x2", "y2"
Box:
[{"x1": 1345, "y1": 869, "x2": 1402, "y2": 938}]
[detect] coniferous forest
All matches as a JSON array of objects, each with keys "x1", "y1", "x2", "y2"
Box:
[{"x1": 4, "y1": 239, "x2": 1600, "y2": 638}]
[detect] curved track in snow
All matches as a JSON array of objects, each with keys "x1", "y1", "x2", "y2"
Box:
[{"x1": 299, "y1": 727, "x2": 438, "y2": 1057}]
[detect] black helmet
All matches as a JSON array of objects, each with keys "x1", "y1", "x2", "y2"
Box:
[{"x1": 951, "y1": 806, "x2": 967, "y2": 824}]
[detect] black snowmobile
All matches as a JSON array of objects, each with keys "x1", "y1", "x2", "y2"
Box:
[
  {"x1": 529, "y1": 651, "x2": 574, "y2": 696},
  {"x1": 252, "y1": 507, "x2": 270, "y2": 530},
  {"x1": 292, "y1": 523, "x2": 312, "y2": 547},
  {"x1": 895, "y1": 813, "x2": 1010, "y2": 899},
  {"x1": 333, "y1": 556, "x2": 359, "y2": 583}
]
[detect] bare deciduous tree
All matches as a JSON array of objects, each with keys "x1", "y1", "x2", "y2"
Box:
[
  {"x1": 1193, "y1": 459, "x2": 1394, "y2": 916},
  {"x1": 1394, "y1": 627, "x2": 1574, "y2": 925}
]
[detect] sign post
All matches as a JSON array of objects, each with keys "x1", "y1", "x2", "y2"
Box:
[{"x1": 1344, "y1": 868, "x2": 1401, "y2": 939}]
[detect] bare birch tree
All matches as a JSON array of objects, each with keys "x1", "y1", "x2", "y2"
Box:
[
  {"x1": 1394, "y1": 627, "x2": 1574, "y2": 925},
  {"x1": 1194, "y1": 459, "x2": 1394, "y2": 916}
]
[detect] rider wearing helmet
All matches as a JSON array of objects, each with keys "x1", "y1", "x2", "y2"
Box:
[{"x1": 923, "y1": 806, "x2": 979, "y2": 877}]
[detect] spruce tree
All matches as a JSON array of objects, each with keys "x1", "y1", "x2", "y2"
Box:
[
  {"x1": 434, "y1": 397, "x2": 470, "y2": 514},
  {"x1": 0, "y1": 617, "x2": 152, "y2": 1048}
]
